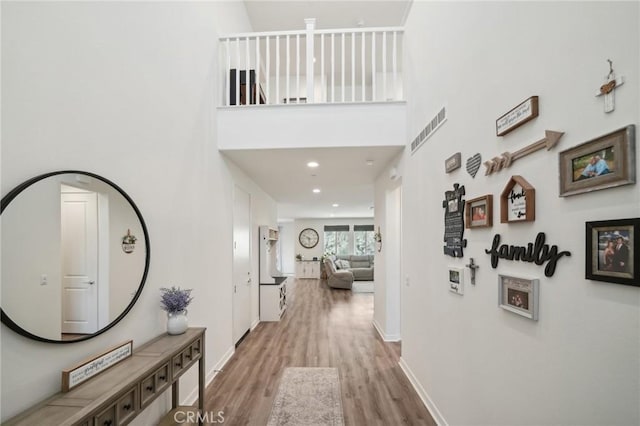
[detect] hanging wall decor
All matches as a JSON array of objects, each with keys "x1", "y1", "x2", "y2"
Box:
[
  {"x1": 484, "y1": 130, "x2": 564, "y2": 175},
  {"x1": 595, "y1": 59, "x2": 625, "y2": 113},
  {"x1": 496, "y1": 96, "x2": 539, "y2": 136},
  {"x1": 559, "y1": 124, "x2": 635, "y2": 197},
  {"x1": 445, "y1": 152, "x2": 462, "y2": 173},
  {"x1": 442, "y1": 183, "x2": 467, "y2": 258},
  {"x1": 122, "y1": 229, "x2": 137, "y2": 254},
  {"x1": 585, "y1": 218, "x2": 639, "y2": 287},
  {"x1": 466, "y1": 194, "x2": 493, "y2": 228},
  {"x1": 485, "y1": 232, "x2": 571, "y2": 277},
  {"x1": 466, "y1": 153, "x2": 482, "y2": 178},
  {"x1": 500, "y1": 176, "x2": 535, "y2": 223},
  {"x1": 498, "y1": 275, "x2": 539, "y2": 321},
  {"x1": 448, "y1": 267, "x2": 464, "y2": 295}
]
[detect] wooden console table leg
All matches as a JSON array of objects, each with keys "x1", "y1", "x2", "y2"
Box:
[
  {"x1": 198, "y1": 334, "x2": 205, "y2": 426},
  {"x1": 172, "y1": 381, "x2": 179, "y2": 410}
]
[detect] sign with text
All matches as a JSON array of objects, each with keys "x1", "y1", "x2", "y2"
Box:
[
  {"x1": 62, "y1": 340, "x2": 133, "y2": 392},
  {"x1": 496, "y1": 96, "x2": 539, "y2": 136}
]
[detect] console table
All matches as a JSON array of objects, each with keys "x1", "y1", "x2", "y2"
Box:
[{"x1": 5, "y1": 328, "x2": 206, "y2": 426}]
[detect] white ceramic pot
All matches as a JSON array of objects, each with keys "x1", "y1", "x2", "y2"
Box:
[{"x1": 167, "y1": 310, "x2": 188, "y2": 335}]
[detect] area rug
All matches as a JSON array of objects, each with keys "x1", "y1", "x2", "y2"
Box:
[
  {"x1": 267, "y1": 367, "x2": 344, "y2": 426},
  {"x1": 352, "y1": 281, "x2": 374, "y2": 293}
]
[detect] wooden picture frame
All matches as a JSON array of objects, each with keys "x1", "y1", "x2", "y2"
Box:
[
  {"x1": 559, "y1": 125, "x2": 635, "y2": 197},
  {"x1": 500, "y1": 176, "x2": 535, "y2": 223},
  {"x1": 496, "y1": 96, "x2": 539, "y2": 136},
  {"x1": 62, "y1": 340, "x2": 133, "y2": 392},
  {"x1": 498, "y1": 275, "x2": 539, "y2": 320},
  {"x1": 586, "y1": 218, "x2": 639, "y2": 287},
  {"x1": 466, "y1": 195, "x2": 493, "y2": 228}
]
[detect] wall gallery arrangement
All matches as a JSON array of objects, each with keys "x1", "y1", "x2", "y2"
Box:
[{"x1": 436, "y1": 82, "x2": 637, "y2": 319}]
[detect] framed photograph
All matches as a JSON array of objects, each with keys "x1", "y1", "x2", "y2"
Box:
[
  {"x1": 586, "y1": 218, "x2": 639, "y2": 286},
  {"x1": 466, "y1": 195, "x2": 493, "y2": 228},
  {"x1": 448, "y1": 267, "x2": 464, "y2": 295},
  {"x1": 498, "y1": 275, "x2": 539, "y2": 320},
  {"x1": 500, "y1": 175, "x2": 535, "y2": 223},
  {"x1": 559, "y1": 125, "x2": 635, "y2": 197}
]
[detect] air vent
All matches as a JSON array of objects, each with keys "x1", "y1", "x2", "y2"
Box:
[{"x1": 410, "y1": 106, "x2": 447, "y2": 155}]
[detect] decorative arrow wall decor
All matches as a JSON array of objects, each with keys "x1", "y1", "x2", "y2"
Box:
[{"x1": 484, "y1": 130, "x2": 564, "y2": 176}]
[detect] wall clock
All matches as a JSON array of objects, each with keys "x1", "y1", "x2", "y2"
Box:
[{"x1": 299, "y1": 228, "x2": 319, "y2": 249}]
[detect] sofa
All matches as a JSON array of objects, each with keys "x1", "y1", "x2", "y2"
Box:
[
  {"x1": 323, "y1": 258, "x2": 354, "y2": 289},
  {"x1": 335, "y1": 255, "x2": 374, "y2": 281}
]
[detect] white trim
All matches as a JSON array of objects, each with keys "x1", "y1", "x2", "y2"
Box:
[
  {"x1": 372, "y1": 320, "x2": 401, "y2": 342},
  {"x1": 250, "y1": 318, "x2": 260, "y2": 331},
  {"x1": 398, "y1": 357, "x2": 447, "y2": 426},
  {"x1": 183, "y1": 345, "x2": 235, "y2": 405}
]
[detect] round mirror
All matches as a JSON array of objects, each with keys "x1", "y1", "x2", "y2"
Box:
[{"x1": 1, "y1": 171, "x2": 150, "y2": 343}]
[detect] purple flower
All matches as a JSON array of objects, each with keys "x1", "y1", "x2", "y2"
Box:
[{"x1": 160, "y1": 286, "x2": 193, "y2": 313}]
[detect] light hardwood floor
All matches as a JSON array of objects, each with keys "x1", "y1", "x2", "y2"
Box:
[{"x1": 204, "y1": 278, "x2": 436, "y2": 425}]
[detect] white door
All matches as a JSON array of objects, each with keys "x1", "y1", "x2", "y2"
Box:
[
  {"x1": 61, "y1": 192, "x2": 99, "y2": 334},
  {"x1": 232, "y1": 185, "x2": 252, "y2": 344}
]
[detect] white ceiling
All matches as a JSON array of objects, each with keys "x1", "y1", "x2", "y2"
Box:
[
  {"x1": 243, "y1": 0, "x2": 413, "y2": 32},
  {"x1": 223, "y1": 146, "x2": 404, "y2": 220},
  {"x1": 229, "y1": 2, "x2": 409, "y2": 221}
]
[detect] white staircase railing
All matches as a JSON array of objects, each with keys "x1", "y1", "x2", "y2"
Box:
[{"x1": 219, "y1": 19, "x2": 403, "y2": 106}]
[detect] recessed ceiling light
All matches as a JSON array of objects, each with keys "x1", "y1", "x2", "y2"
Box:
[
  {"x1": 313, "y1": 188, "x2": 321, "y2": 193},
  {"x1": 307, "y1": 161, "x2": 319, "y2": 168},
  {"x1": 366, "y1": 160, "x2": 374, "y2": 166},
  {"x1": 332, "y1": 203, "x2": 339, "y2": 207},
  {"x1": 330, "y1": 213, "x2": 335, "y2": 217}
]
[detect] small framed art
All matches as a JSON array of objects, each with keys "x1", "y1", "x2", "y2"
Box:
[
  {"x1": 559, "y1": 125, "x2": 635, "y2": 197},
  {"x1": 498, "y1": 275, "x2": 539, "y2": 320},
  {"x1": 500, "y1": 176, "x2": 535, "y2": 223},
  {"x1": 466, "y1": 195, "x2": 493, "y2": 228},
  {"x1": 586, "y1": 218, "x2": 639, "y2": 286},
  {"x1": 448, "y1": 267, "x2": 464, "y2": 295}
]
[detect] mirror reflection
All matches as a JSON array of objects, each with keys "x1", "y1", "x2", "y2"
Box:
[{"x1": 1, "y1": 172, "x2": 149, "y2": 342}]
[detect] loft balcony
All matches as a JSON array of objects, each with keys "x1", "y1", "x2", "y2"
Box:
[{"x1": 217, "y1": 19, "x2": 406, "y2": 151}]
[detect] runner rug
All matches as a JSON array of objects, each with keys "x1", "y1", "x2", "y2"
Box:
[{"x1": 267, "y1": 367, "x2": 344, "y2": 426}]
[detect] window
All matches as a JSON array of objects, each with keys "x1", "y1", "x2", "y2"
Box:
[
  {"x1": 354, "y1": 225, "x2": 375, "y2": 255},
  {"x1": 324, "y1": 225, "x2": 350, "y2": 255}
]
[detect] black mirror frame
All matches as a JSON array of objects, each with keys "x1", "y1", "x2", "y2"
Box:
[{"x1": 1, "y1": 170, "x2": 151, "y2": 344}]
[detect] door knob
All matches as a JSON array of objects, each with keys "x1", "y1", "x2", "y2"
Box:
[{"x1": 84, "y1": 281, "x2": 95, "y2": 285}]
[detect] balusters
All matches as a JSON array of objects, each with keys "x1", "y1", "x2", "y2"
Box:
[
  {"x1": 341, "y1": 32, "x2": 345, "y2": 102},
  {"x1": 392, "y1": 31, "x2": 397, "y2": 101},
  {"x1": 331, "y1": 33, "x2": 335, "y2": 103},
  {"x1": 235, "y1": 38, "x2": 240, "y2": 105},
  {"x1": 371, "y1": 31, "x2": 376, "y2": 102},
  {"x1": 275, "y1": 35, "x2": 280, "y2": 104},
  {"x1": 351, "y1": 32, "x2": 355, "y2": 102},
  {"x1": 245, "y1": 36, "x2": 250, "y2": 104},
  {"x1": 361, "y1": 32, "x2": 365, "y2": 102},
  {"x1": 382, "y1": 31, "x2": 387, "y2": 102},
  {"x1": 266, "y1": 36, "x2": 270, "y2": 104},
  {"x1": 286, "y1": 35, "x2": 290, "y2": 103},
  {"x1": 321, "y1": 33, "x2": 325, "y2": 102},
  {"x1": 226, "y1": 38, "x2": 231, "y2": 106},
  {"x1": 296, "y1": 34, "x2": 300, "y2": 103},
  {"x1": 256, "y1": 36, "x2": 261, "y2": 104}
]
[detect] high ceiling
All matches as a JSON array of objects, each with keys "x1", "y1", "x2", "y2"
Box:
[
  {"x1": 232, "y1": 1, "x2": 410, "y2": 221},
  {"x1": 223, "y1": 146, "x2": 404, "y2": 220},
  {"x1": 243, "y1": 0, "x2": 413, "y2": 32}
]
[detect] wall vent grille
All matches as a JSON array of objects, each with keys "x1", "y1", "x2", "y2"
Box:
[{"x1": 410, "y1": 106, "x2": 447, "y2": 155}]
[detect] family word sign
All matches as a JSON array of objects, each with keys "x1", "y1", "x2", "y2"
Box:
[
  {"x1": 62, "y1": 340, "x2": 133, "y2": 392},
  {"x1": 485, "y1": 233, "x2": 571, "y2": 277},
  {"x1": 442, "y1": 183, "x2": 467, "y2": 257},
  {"x1": 496, "y1": 96, "x2": 539, "y2": 136}
]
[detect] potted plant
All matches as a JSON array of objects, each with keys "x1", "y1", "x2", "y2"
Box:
[
  {"x1": 295, "y1": 253, "x2": 302, "y2": 261},
  {"x1": 160, "y1": 286, "x2": 193, "y2": 335}
]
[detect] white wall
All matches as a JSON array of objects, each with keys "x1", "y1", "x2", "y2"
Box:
[
  {"x1": 278, "y1": 221, "x2": 296, "y2": 275},
  {"x1": 400, "y1": 2, "x2": 639, "y2": 425},
  {"x1": 293, "y1": 217, "x2": 374, "y2": 261},
  {"x1": 373, "y1": 153, "x2": 404, "y2": 341},
  {"x1": 0, "y1": 2, "x2": 263, "y2": 423},
  {"x1": 217, "y1": 101, "x2": 406, "y2": 150}
]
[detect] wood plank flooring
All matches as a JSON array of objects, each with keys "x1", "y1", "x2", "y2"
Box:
[{"x1": 204, "y1": 278, "x2": 436, "y2": 425}]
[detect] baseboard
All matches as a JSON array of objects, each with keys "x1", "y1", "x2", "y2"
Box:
[
  {"x1": 372, "y1": 320, "x2": 401, "y2": 342},
  {"x1": 250, "y1": 318, "x2": 260, "y2": 331},
  {"x1": 398, "y1": 357, "x2": 447, "y2": 426},
  {"x1": 183, "y1": 345, "x2": 235, "y2": 405}
]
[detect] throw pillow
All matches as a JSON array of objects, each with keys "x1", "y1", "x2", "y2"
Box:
[{"x1": 336, "y1": 259, "x2": 351, "y2": 269}]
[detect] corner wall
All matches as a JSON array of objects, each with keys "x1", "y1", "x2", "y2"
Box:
[
  {"x1": 0, "y1": 2, "x2": 271, "y2": 423},
  {"x1": 401, "y1": 2, "x2": 639, "y2": 425}
]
